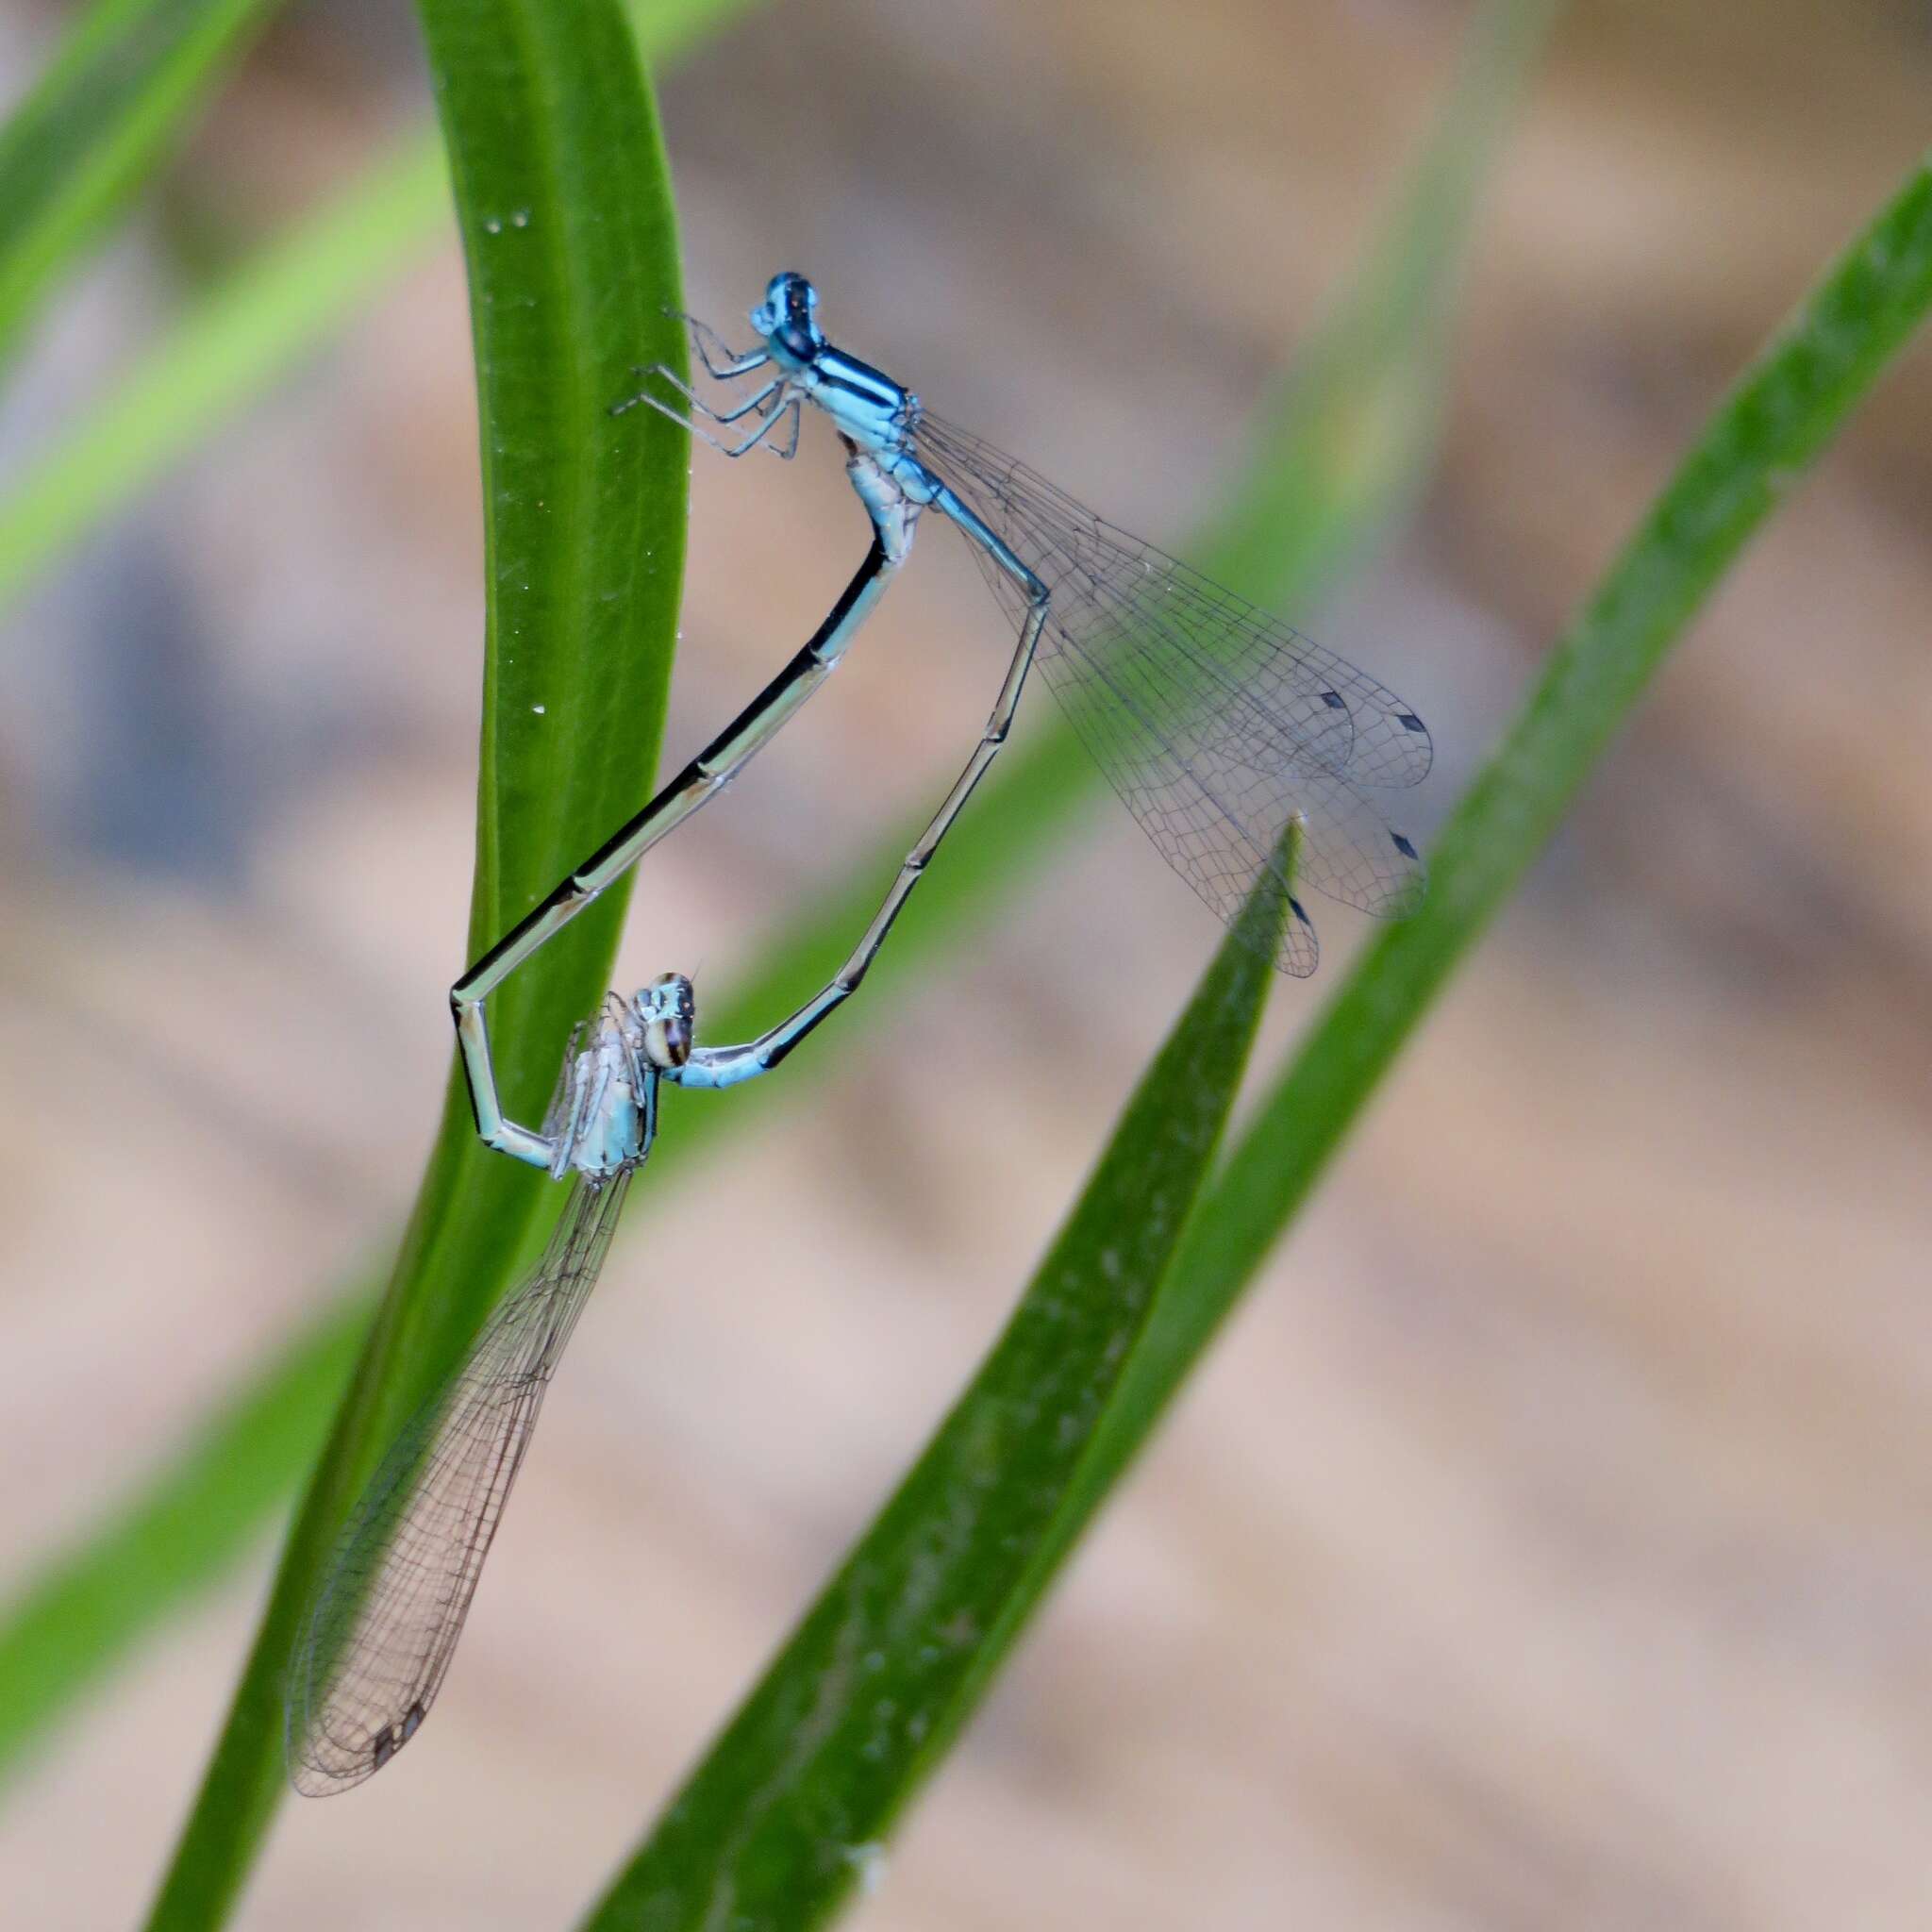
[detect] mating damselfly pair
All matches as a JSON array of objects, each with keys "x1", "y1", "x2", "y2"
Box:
[{"x1": 287, "y1": 273, "x2": 1432, "y2": 1793}]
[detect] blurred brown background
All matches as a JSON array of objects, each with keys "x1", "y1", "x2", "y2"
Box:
[{"x1": 3, "y1": 0, "x2": 1931, "y2": 1924}]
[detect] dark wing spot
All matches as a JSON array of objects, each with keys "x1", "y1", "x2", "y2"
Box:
[
  {"x1": 1289, "y1": 897, "x2": 1312, "y2": 926},
  {"x1": 1397, "y1": 712, "x2": 1426, "y2": 733},
  {"x1": 1321, "y1": 690, "x2": 1346, "y2": 710},
  {"x1": 372, "y1": 1701, "x2": 427, "y2": 1773},
  {"x1": 1391, "y1": 833, "x2": 1420, "y2": 862}
]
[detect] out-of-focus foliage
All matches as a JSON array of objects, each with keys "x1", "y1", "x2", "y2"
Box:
[
  {"x1": 0, "y1": 0, "x2": 755, "y2": 613},
  {"x1": 0, "y1": 0, "x2": 279, "y2": 364}
]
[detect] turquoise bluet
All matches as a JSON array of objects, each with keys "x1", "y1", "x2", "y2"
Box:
[{"x1": 450, "y1": 275, "x2": 1430, "y2": 1167}]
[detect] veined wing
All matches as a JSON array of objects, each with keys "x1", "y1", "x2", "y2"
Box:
[
  {"x1": 915, "y1": 411, "x2": 1433, "y2": 789},
  {"x1": 913, "y1": 412, "x2": 1427, "y2": 968},
  {"x1": 287, "y1": 1170, "x2": 633, "y2": 1795}
]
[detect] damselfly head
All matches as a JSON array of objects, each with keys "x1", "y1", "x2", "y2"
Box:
[
  {"x1": 752, "y1": 272, "x2": 823, "y2": 364},
  {"x1": 633, "y1": 971, "x2": 694, "y2": 1070}
]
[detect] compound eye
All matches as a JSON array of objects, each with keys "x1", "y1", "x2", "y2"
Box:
[
  {"x1": 639, "y1": 973, "x2": 695, "y2": 1067},
  {"x1": 644, "y1": 1012, "x2": 691, "y2": 1069}
]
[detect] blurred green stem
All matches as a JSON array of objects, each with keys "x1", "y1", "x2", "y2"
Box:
[
  {"x1": 0, "y1": 0, "x2": 281, "y2": 365},
  {"x1": 0, "y1": 0, "x2": 755, "y2": 614},
  {"x1": 583, "y1": 834, "x2": 1300, "y2": 1932}
]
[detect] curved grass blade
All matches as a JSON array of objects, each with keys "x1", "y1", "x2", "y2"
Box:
[
  {"x1": 0, "y1": 0, "x2": 1542, "y2": 1797},
  {"x1": 581, "y1": 832, "x2": 1299, "y2": 1932},
  {"x1": 137, "y1": 3, "x2": 690, "y2": 1924},
  {"x1": 0, "y1": 0, "x2": 279, "y2": 367}
]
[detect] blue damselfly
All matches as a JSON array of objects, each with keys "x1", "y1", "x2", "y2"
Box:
[{"x1": 448, "y1": 275, "x2": 1430, "y2": 1163}]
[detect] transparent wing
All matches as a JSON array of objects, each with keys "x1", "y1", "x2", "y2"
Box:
[
  {"x1": 287, "y1": 1170, "x2": 633, "y2": 1795},
  {"x1": 914, "y1": 412, "x2": 1428, "y2": 972}
]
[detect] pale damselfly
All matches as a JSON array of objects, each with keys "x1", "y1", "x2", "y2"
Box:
[
  {"x1": 448, "y1": 273, "x2": 1430, "y2": 1166},
  {"x1": 288, "y1": 974, "x2": 848, "y2": 1794}
]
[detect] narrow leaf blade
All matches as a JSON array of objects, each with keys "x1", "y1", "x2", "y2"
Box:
[
  {"x1": 582, "y1": 833, "x2": 1299, "y2": 1932},
  {"x1": 1007, "y1": 148, "x2": 1932, "y2": 1679}
]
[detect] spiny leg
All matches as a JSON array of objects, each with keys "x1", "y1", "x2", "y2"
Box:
[
  {"x1": 610, "y1": 379, "x2": 793, "y2": 458},
  {"x1": 610, "y1": 374, "x2": 800, "y2": 461},
  {"x1": 608, "y1": 305, "x2": 771, "y2": 416},
  {"x1": 660, "y1": 370, "x2": 782, "y2": 425},
  {"x1": 667, "y1": 308, "x2": 768, "y2": 380}
]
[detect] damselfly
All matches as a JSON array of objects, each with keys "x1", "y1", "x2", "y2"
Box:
[
  {"x1": 288, "y1": 974, "x2": 838, "y2": 1794},
  {"x1": 448, "y1": 274, "x2": 1429, "y2": 1165}
]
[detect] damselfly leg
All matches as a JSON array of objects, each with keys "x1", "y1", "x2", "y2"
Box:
[
  {"x1": 673, "y1": 308, "x2": 769, "y2": 380},
  {"x1": 610, "y1": 368, "x2": 801, "y2": 459},
  {"x1": 643, "y1": 368, "x2": 783, "y2": 425}
]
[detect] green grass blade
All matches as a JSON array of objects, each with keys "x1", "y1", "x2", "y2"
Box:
[
  {"x1": 582, "y1": 838, "x2": 1298, "y2": 1932},
  {"x1": 0, "y1": 0, "x2": 753, "y2": 618},
  {"x1": 0, "y1": 0, "x2": 280, "y2": 366},
  {"x1": 137, "y1": 5, "x2": 689, "y2": 1924},
  {"x1": 0, "y1": 0, "x2": 1543, "y2": 1795},
  {"x1": 1042, "y1": 148, "x2": 1932, "y2": 1611}
]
